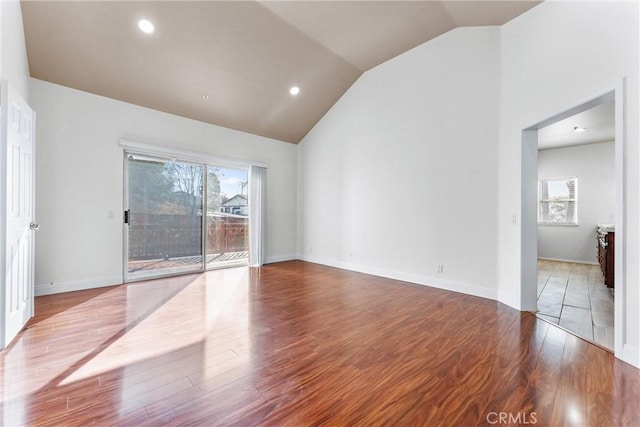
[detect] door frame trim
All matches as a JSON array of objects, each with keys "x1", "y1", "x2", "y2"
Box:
[{"x1": 520, "y1": 80, "x2": 625, "y2": 361}]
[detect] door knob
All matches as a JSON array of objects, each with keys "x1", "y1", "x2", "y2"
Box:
[{"x1": 30, "y1": 222, "x2": 40, "y2": 231}]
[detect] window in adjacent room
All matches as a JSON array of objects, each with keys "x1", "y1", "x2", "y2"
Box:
[{"x1": 538, "y1": 177, "x2": 578, "y2": 225}]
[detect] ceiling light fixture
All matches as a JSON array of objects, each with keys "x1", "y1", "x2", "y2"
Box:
[
  {"x1": 138, "y1": 18, "x2": 155, "y2": 34},
  {"x1": 202, "y1": 95, "x2": 209, "y2": 100},
  {"x1": 573, "y1": 126, "x2": 587, "y2": 133},
  {"x1": 289, "y1": 86, "x2": 300, "y2": 96}
]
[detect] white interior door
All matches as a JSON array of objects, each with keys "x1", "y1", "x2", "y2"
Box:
[{"x1": 1, "y1": 81, "x2": 36, "y2": 348}]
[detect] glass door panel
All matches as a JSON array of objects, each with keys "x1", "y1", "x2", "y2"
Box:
[
  {"x1": 205, "y1": 166, "x2": 249, "y2": 269},
  {"x1": 127, "y1": 156, "x2": 204, "y2": 280}
]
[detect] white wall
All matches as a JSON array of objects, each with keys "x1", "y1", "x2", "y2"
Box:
[
  {"x1": 498, "y1": 1, "x2": 639, "y2": 365},
  {"x1": 31, "y1": 79, "x2": 297, "y2": 295},
  {"x1": 298, "y1": 1, "x2": 639, "y2": 366},
  {"x1": 537, "y1": 142, "x2": 615, "y2": 264},
  {"x1": 298, "y1": 26, "x2": 501, "y2": 299},
  {"x1": 0, "y1": 0, "x2": 30, "y2": 99}
]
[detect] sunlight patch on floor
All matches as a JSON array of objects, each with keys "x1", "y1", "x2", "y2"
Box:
[{"x1": 60, "y1": 268, "x2": 251, "y2": 386}]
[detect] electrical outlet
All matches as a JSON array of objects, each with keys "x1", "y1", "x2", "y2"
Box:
[
  {"x1": 349, "y1": 252, "x2": 353, "y2": 260},
  {"x1": 436, "y1": 264, "x2": 444, "y2": 273},
  {"x1": 512, "y1": 214, "x2": 517, "y2": 225}
]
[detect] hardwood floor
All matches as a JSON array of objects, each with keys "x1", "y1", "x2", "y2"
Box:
[{"x1": 1, "y1": 261, "x2": 638, "y2": 426}]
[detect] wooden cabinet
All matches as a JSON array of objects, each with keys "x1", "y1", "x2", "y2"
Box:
[{"x1": 597, "y1": 228, "x2": 614, "y2": 288}]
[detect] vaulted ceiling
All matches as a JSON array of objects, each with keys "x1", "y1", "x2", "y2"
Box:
[{"x1": 21, "y1": 1, "x2": 540, "y2": 144}]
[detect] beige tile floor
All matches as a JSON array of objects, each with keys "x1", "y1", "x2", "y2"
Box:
[{"x1": 536, "y1": 259, "x2": 614, "y2": 350}]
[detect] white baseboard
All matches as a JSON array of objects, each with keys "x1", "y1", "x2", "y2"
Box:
[
  {"x1": 265, "y1": 254, "x2": 297, "y2": 264},
  {"x1": 297, "y1": 254, "x2": 497, "y2": 301},
  {"x1": 35, "y1": 276, "x2": 122, "y2": 296},
  {"x1": 622, "y1": 344, "x2": 640, "y2": 368},
  {"x1": 35, "y1": 256, "x2": 299, "y2": 296},
  {"x1": 34, "y1": 256, "x2": 298, "y2": 295},
  {"x1": 537, "y1": 257, "x2": 598, "y2": 266}
]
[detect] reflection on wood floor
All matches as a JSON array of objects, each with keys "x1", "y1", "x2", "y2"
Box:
[
  {"x1": 537, "y1": 260, "x2": 614, "y2": 350},
  {"x1": 1, "y1": 261, "x2": 638, "y2": 425}
]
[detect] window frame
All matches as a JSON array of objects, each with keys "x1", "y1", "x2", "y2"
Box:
[{"x1": 537, "y1": 176, "x2": 578, "y2": 226}]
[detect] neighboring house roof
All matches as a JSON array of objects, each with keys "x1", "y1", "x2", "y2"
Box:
[{"x1": 222, "y1": 195, "x2": 248, "y2": 207}]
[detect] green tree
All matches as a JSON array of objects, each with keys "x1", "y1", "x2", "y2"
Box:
[
  {"x1": 207, "y1": 168, "x2": 222, "y2": 212},
  {"x1": 128, "y1": 159, "x2": 173, "y2": 213},
  {"x1": 165, "y1": 163, "x2": 204, "y2": 215},
  {"x1": 130, "y1": 160, "x2": 225, "y2": 215}
]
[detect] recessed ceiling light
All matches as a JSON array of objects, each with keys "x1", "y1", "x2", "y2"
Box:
[
  {"x1": 289, "y1": 86, "x2": 300, "y2": 96},
  {"x1": 573, "y1": 126, "x2": 587, "y2": 133},
  {"x1": 138, "y1": 18, "x2": 155, "y2": 34},
  {"x1": 202, "y1": 95, "x2": 209, "y2": 100}
]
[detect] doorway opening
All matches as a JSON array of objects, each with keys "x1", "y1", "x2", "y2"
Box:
[
  {"x1": 124, "y1": 153, "x2": 249, "y2": 281},
  {"x1": 520, "y1": 85, "x2": 624, "y2": 357},
  {"x1": 536, "y1": 101, "x2": 615, "y2": 350}
]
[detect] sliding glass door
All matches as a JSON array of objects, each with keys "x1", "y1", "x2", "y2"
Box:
[
  {"x1": 125, "y1": 154, "x2": 248, "y2": 281},
  {"x1": 126, "y1": 155, "x2": 204, "y2": 280}
]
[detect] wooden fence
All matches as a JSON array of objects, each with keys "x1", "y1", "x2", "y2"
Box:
[{"x1": 129, "y1": 213, "x2": 248, "y2": 260}]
